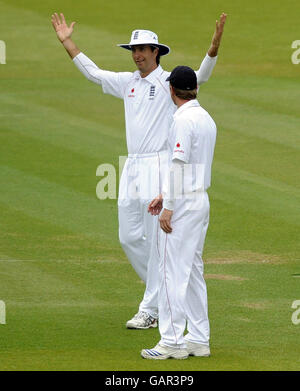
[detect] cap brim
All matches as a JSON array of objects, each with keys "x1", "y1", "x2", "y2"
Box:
[
  {"x1": 117, "y1": 44, "x2": 132, "y2": 51},
  {"x1": 117, "y1": 43, "x2": 170, "y2": 56}
]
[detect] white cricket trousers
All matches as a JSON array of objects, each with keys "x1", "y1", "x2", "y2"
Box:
[
  {"x1": 118, "y1": 150, "x2": 168, "y2": 318},
  {"x1": 158, "y1": 192, "x2": 210, "y2": 348}
]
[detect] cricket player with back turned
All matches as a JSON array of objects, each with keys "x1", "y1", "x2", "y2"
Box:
[
  {"x1": 144, "y1": 65, "x2": 217, "y2": 359},
  {"x1": 51, "y1": 12, "x2": 226, "y2": 330}
]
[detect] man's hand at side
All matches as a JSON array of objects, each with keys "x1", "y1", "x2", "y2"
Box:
[
  {"x1": 159, "y1": 209, "x2": 173, "y2": 234},
  {"x1": 148, "y1": 194, "x2": 163, "y2": 216}
]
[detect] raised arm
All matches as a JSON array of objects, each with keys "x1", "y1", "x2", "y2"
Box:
[
  {"x1": 51, "y1": 12, "x2": 104, "y2": 84},
  {"x1": 51, "y1": 12, "x2": 132, "y2": 98},
  {"x1": 51, "y1": 13, "x2": 80, "y2": 59},
  {"x1": 195, "y1": 12, "x2": 227, "y2": 85}
]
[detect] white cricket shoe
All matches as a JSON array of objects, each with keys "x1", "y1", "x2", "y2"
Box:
[
  {"x1": 186, "y1": 341, "x2": 210, "y2": 357},
  {"x1": 126, "y1": 311, "x2": 158, "y2": 329},
  {"x1": 141, "y1": 343, "x2": 189, "y2": 360}
]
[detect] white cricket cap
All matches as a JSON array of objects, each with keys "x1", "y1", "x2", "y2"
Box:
[{"x1": 117, "y1": 29, "x2": 170, "y2": 56}]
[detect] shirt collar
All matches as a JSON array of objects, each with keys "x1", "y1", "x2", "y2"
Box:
[
  {"x1": 173, "y1": 99, "x2": 200, "y2": 118},
  {"x1": 134, "y1": 65, "x2": 164, "y2": 83}
]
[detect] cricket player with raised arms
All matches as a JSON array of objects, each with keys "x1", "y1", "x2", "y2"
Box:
[{"x1": 51, "y1": 12, "x2": 226, "y2": 329}]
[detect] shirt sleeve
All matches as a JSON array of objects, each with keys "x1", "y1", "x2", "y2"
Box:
[
  {"x1": 171, "y1": 117, "x2": 192, "y2": 163},
  {"x1": 163, "y1": 159, "x2": 185, "y2": 211},
  {"x1": 73, "y1": 52, "x2": 132, "y2": 99},
  {"x1": 195, "y1": 54, "x2": 217, "y2": 86}
]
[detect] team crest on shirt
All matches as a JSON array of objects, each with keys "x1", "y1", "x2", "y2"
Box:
[
  {"x1": 128, "y1": 87, "x2": 135, "y2": 98},
  {"x1": 174, "y1": 142, "x2": 184, "y2": 153},
  {"x1": 149, "y1": 85, "x2": 156, "y2": 100}
]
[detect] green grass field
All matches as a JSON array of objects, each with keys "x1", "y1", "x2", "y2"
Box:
[{"x1": 0, "y1": 0, "x2": 300, "y2": 371}]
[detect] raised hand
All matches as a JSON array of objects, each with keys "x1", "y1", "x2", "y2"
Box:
[
  {"x1": 208, "y1": 12, "x2": 227, "y2": 57},
  {"x1": 51, "y1": 13, "x2": 76, "y2": 43},
  {"x1": 212, "y1": 13, "x2": 227, "y2": 47}
]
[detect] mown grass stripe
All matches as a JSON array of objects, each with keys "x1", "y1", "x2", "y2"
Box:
[
  {"x1": 0, "y1": 93, "x2": 126, "y2": 160},
  {"x1": 214, "y1": 161, "x2": 300, "y2": 197},
  {"x1": 0, "y1": 165, "x2": 116, "y2": 240}
]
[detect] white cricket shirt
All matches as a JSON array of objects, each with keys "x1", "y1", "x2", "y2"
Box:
[
  {"x1": 73, "y1": 53, "x2": 217, "y2": 155},
  {"x1": 163, "y1": 99, "x2": 217, "y2": 210}
]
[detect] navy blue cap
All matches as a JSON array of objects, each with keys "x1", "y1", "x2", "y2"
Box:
[{"x1": 166, "y1": 65, "x2": 197, "y2": 90}]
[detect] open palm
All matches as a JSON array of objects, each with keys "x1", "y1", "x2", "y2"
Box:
[
  {"x1": 212, "y1": 12, "x2": 227, "y2": 47},
  {"x1": 51, "y1": 13, "x2": 75, "y2": 43}
]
